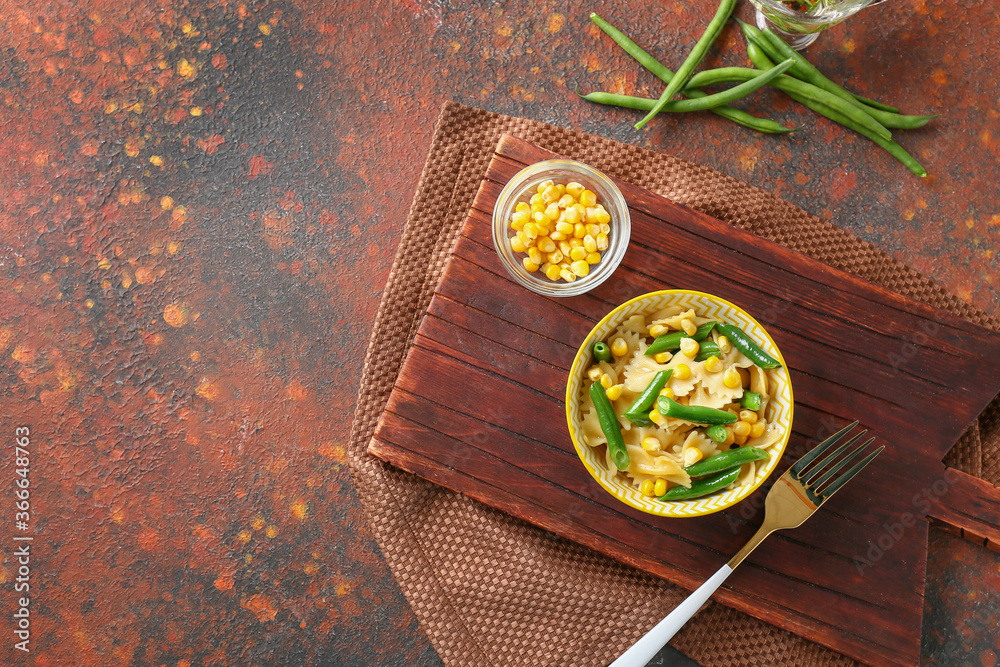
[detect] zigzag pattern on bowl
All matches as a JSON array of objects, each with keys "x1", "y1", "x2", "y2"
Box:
[{"x1": 567, "y1": 291, "x2": 793, "y2": 518}]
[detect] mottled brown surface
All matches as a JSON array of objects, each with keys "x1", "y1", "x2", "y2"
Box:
[{"x1": 0, "y1": 0, "x2": 996, "y2": 665}]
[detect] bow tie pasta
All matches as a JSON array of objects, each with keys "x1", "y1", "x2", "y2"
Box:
[{"x1": 580, "y1": 308, "x2": 783, "y2": 502}]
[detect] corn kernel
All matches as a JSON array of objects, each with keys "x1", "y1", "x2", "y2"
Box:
[
  {"x1": 596, "y1": 233, "x2": 609, "y2": 250},
  {"x1": 537, "y1": 180, "x2": 554, "y2": 194},
  {"x1": 586, "y1": 251, "x2": 601, "y2": 264},
  {"x1": 654, "y1": 351, "x2": 672, "y2": 364},
  {"x1": 545, "y1": 264, "x2": 562, "y2": 281},
  {"x1": 533, "y1": 211, "x2": 546, "y2": 224},
  {"x1": 573, "y1": 223, "x2": 587, "y2": 239},
  {"x1": 544, "y1": 203, "x2": 560, "y2": 220},
  {"x1": 683, "y1": 447, "x2": 703, "y2": 466},
  {"x1": 649, "y1": 324, "x2": 668, "y2": 338},
  {"x1": 593, "y1": 206, "x2": 611, "y2": 224},
  {"x1": 674, "y1": 364, "x2": 691, "y2": 380},
  {"x1": 555, "y1": 221, "x2": 574, "y2": 235},
  {"x1": 536, "y1": 225, "x2": 549, "y2": 237},
  {"x1": 610, "y1": 337, "x2": 628, "y2": 358},
  {"x1": 571, "y1": 260, "x2": 590, "y2": 277},
  {"x1": 523, "y1": 222, "x2": 539, "y2": 239},
  {"x1": 547, "y1": 250, "x2": 564, "y2": 264},
  {"x1": 542, "y1": 186, "x2": 560, "y2": 204},
  {"x1": 600, "y1": 373, "x2": 613, "y2": 389},
  {"x1": 605, "y1": 384, "x2": 623, "y2": 401},
  {"x1": 734, "y1": 433, "x2": 748, "y2": 446},
  {"x1": 586, "y1": 223, "x2": 601, "y2": 237},
  {"x1": 585, "y1": 206, "x2": 598, "y2": 224},
  {"x1": 569, "y1": 237, "x2": 583, "y2": 249},
  {"x1": 723, "y1": 367, "x2": 742, "y2": 389},
  {"x1": 511, "y1": 210, "x2": 529, "y2": 227},
  {"x1": 537, "y1": 237, "x2": 556, "y2": 254},
  {"x1": 599, "y1": 222, "x2": 611, "y2": 234},
  {"x1": 510, "y1": 236, "x2": 526, "y2": 253},
  {"x1": 679, "y1": 338, "x2": 700, "y2": 358},
  {"x1": 566, "y1": 181, "x2": 585, "y2": 198},
  {"x1": 680, "y1": 318, "x2": 697, "y2": 336},
  {"x1": 641, "y1": 437, "x2": 661, "y2": 453},
  {"x1": 723, "y1": 427, "x2": 735, "y2": 447},
  {"x1": 523, "y1": 235, "x2": 536, "y2": 248},
  {"x1": 570, "y1": 247, "x2": 587, "y2": 262},
  {"x1": 580, "y1": 189, "x2": 597, "y2": 207},
  {"x1": 640, "y1": 479, "x2": 655, "y2": 496},
  {"x1": 523, "y1": 257, "x2": 539, "y2": 272},
  {"x1": 558, "y1": 241, "x2": 572, "y2": 255},
  {"x1": 557, "y1": 194, "x2": 575, "y2": 209},
  {"x1": 733, "y1": 420, "x2": 752, "y2": 437},
  {"x1": 587, "y1": 365, "x2": 603, "y2": 381},
  {"x1": 549, "y1": 231, "x2": 565, "y2": 241},
  {"x1": 528, "y1": 247, "x2": 543, "y2": 265},
  {"x1": 653, "y1": 479, "x2": 668, "y2": 497},
  {"x1": 583, "y1": 234, "x2": 597, "y2": 253},
  {"x1": 718, "y1": 336, "x2": 732, "y2": 354},
  {"x1": 659, "y1": 387, "x2": 674, "y2": 399},
  {"x1": 739, "y1": 410, "x2": 758, "y2": 424},
  {"x1": 516, "y1": 202, "x2": 530, "y2": 213},
  {"x1": 751, "y1": 420, "x2": 767, "y2": 438},
  {"x1": 560, "y1": 269, "x2": 576, "y2": 282},
  {"x1": 704, "y1": 355, "x2": 722, "y2": 373},
  {"x1": 555, "y1": 183, "x2": 566, "y2": 196},
  {"x1": 563, "y1": 206, "x2": 581, "y2": 224},
  {"x1": 649, "y1": 409, "x2": 665, "y2": 425},
  {"x1": 529, "y1": 192, "x2": 544, "y2": 205}
]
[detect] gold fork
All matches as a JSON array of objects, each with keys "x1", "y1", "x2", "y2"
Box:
[{"x1": 610, "y1": 421, "x2": 883, "y2": 667}]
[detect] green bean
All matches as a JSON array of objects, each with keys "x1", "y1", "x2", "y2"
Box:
[
  {"x1": 634, "y1": 0, "x2": 737, "y2": 130},
  {"x1": 645, "y1": 322, "x2": 716, "y2": 356},
  {"x1": 694, "y1": 340, "x2": 722, "y2": 362},
  {"x1": 624, "y1": 370, "x2": 673, "y2": 426},
  {"x1": 588, "y1": 13, "x2": 795, "y2": 135},
  {"x1": 740, "y1": 391, "x2": 763, "y2": 411},
  {"x1": 687, "y1": 54, "x2": 893, "y2": 142},
  {"x1": 751, "y1": 24, "x2": 937, "y2": 130},
  {"x1": 658, "y1": 467, "x2": 740, "y2": 501},
  {"x1": 593, "y1": 341, "x2": 612, "y2": 363},
  {"x1": 684, "y1": 447, "x2": 770, "y2": 478},
  {"x1": 705, "y1": 424, "x2": 728, "y2": 444},
  {"x1": 746, "y1": 44, "x2": 927, "y2": 177},
  {"x1": 716, "y1": 323, "x2": 781, "y2": 369},
  {"x1": 656, "y1": 396, "x2": 737, "y2": 425},
  {"x1": 590, "y1": 382, "x2": 630, "y2": 471},
  {"x1": 584, "y1": 59, "x2": 793, "y2": 115},
  {"x1": 853, "y1": 94, "x2": 898, "y2": 114}
]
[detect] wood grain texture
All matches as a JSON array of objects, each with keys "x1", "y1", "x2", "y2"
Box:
[{"x1": 369, "y1": 135, "x2": 1000, "y2": 666}]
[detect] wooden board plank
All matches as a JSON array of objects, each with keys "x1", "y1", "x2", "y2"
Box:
[{"x1": 370, "y1": 135, "x2": 1000, "y2": 666}]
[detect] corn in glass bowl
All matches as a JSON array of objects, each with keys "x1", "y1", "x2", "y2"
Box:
[{"x1": 491, "y1": 160, "x2": 630, "y2": 298}]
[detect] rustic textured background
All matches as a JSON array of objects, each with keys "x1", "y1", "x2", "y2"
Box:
[{"x1": 0, "y1": 0, "x2": 997, "y2": 665}]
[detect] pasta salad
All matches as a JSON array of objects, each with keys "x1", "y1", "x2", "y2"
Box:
[{"x1": 580, "y1": 305, "x2": 784, "y2": 501}]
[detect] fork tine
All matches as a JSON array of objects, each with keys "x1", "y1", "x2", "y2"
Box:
[
  {"x1": 819, "y1": 444, "x2": 885, "y2": 500},
  {"x1": 808, "y1": 435, "x2": 872, "y2": 489},
  {"x1": 790, "y1": 420, "x2": 859, "y2": 477}
]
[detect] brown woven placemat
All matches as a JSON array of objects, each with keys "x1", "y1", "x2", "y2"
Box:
[{"x1": 347, "y1": 101, "x2": 1000, "y2": 667}]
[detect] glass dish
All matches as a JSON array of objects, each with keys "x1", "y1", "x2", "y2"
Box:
[
  {"x1": 492, "y1": 160, "x2": 630, "y2": 298},
  {"x1": 748, "y1": 0, "x2": 887, "y2": 50}
]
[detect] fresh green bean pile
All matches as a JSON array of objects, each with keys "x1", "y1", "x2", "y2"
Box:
[{"x1": 584, "y1": 8, "x2": 936, "y2": 176}]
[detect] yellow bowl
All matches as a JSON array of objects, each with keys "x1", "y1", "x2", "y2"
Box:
[{"x1": 565, "y1": 290, "x2": 793, "y2": 518}]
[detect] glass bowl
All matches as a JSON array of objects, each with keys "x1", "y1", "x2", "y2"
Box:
[
  {"x1": 565, "y1": 290, "x2": 794, "y2": 518},
  {"x1": 492, "y1": 160, "x2": 630, "y2": 298},
  {"x1": 748, "y1": 0, "x2": 885, "y2": 50}
]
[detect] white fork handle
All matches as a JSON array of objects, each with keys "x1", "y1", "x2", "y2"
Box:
[{"x1": 609, "y1": 564, "x2": 734, "y2": 667}]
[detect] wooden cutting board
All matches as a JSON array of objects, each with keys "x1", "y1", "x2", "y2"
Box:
[{"x1": 369, "y1": 135, "x2": 1000, "y2": 666}]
